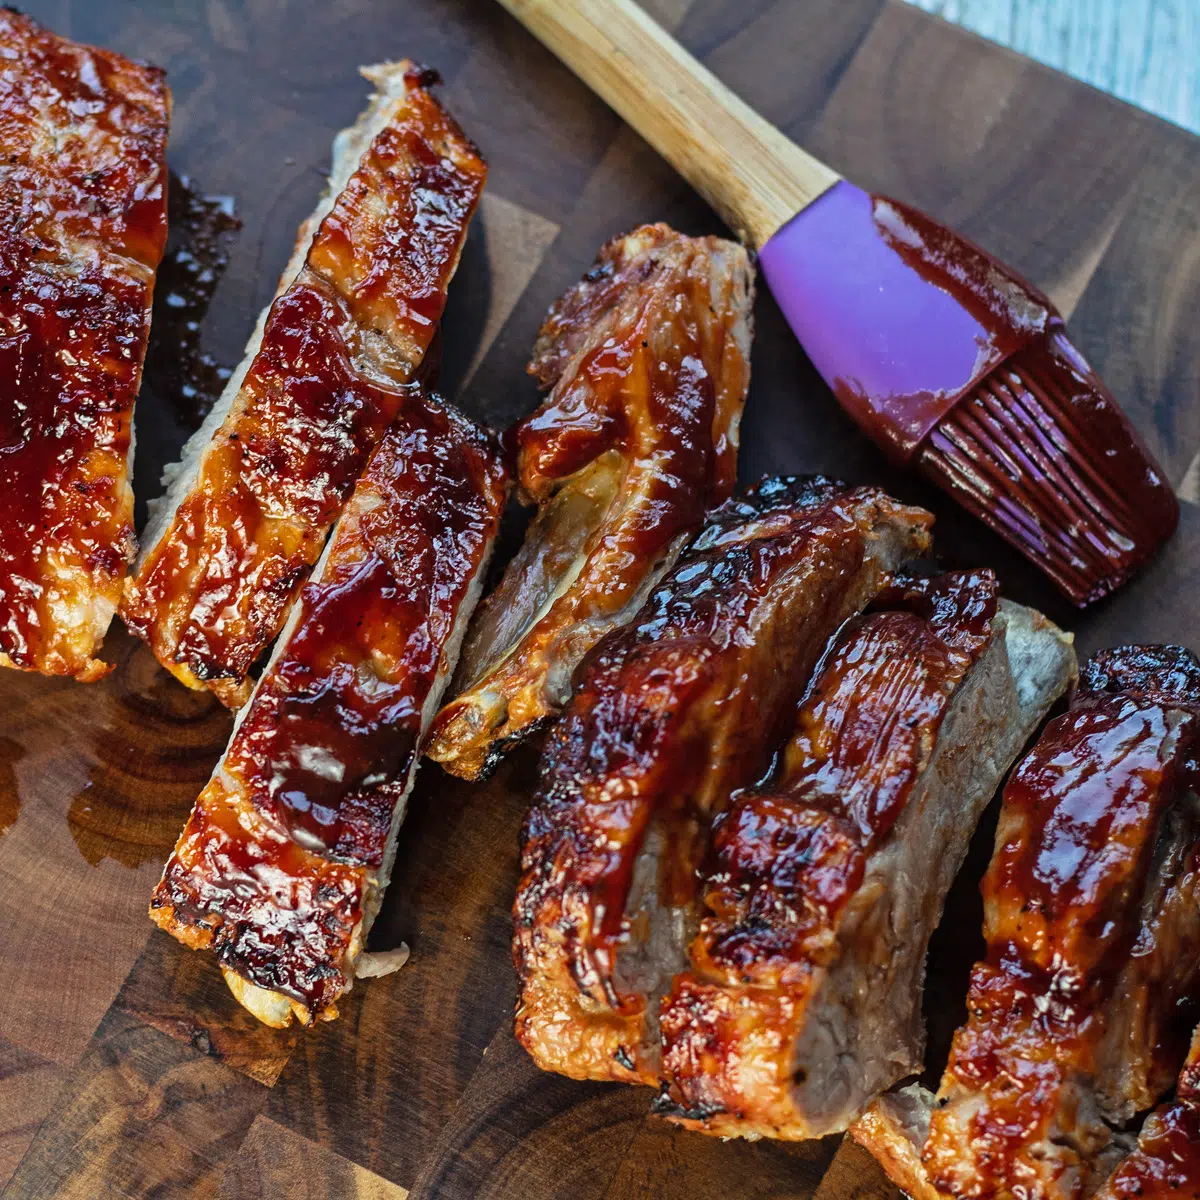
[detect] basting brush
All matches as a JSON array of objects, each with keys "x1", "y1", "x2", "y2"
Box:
[{"x1": 495, "y1": 0, "x2": 1179, "y2": 605}]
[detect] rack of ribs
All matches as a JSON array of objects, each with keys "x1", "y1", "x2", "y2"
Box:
[
  {"x1": 149, "y1": 389, "x2": 506, "y2": 1027},
  {"x1": 853, "y1": 644, "x2": 1200, "y2": 1200},
  {"x1": 0, "y1": 10, "x2": 168, "y2": 680},
  {"x1": 654, "y1": 570, "x2": 1075, "y2": 1140},
  {"x1": 122, "y1": 61, "x2": 485, "y2": 707},
  {"x1": 427, "y1": 224, "x2": 754, "y2": 780},
  {"x1": 513, "y1": 476, "x2": 934, "y2": 1084}
]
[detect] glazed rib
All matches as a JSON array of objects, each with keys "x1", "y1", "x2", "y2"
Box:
[
  {"x1": 1095, "y1": 1025, "x2": 1200, "y2": 1200},
  {"x1": 654, "y1": 572, "x2": 1075, "y2": 1140},
  {"x1": 0, "y1": 10, "x2": 168, "y2": 680},
  {"x1": 122, "y1": 62, "x2": 485, "y2": 707},
  {"x1": 513, "y1": 477, "x2": 933, "y2": 1084},
  {"x1": 149, "y1": 390, "x2": 506, "y2": 1026},
  {"x1": 853, "y1": 645, "x2": 1200, "y2": 1200},
  {"x1": 427, "y1": 225, "x2": 754, "y2": 779}
]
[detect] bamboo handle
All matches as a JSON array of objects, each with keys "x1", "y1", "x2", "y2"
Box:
[{"x1": 495, "y1": 0, "x2": 840, "y2": 248}]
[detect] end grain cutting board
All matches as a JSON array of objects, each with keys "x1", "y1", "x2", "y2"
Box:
[{"x1": 1, "y1": 0, "x2": 1199, "y2": 1197}]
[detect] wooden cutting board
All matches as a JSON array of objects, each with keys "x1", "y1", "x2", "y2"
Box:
[{"x1": 2, "y1": 0, "x2": 1198, "y2": 1196}]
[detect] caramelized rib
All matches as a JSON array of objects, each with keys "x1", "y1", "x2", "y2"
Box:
[
  {"x1": 924, "y1": 653, "x2": 1200, "y2": 1199},
  {"x1": 656, "y1": 574, "x2": 1075, "y2": 1139},
  {"x1": 122, "y1": 62, "x2": 485, "y2": 706},
  {"x1": 150, "y1": 390, "x2": 506, "y2": 1026},
  {"x1": 428, "y1": 225, "x2": 754, "y2": 779},
  {"x1": 1096, "y1": 1027, "x2": 1200, "y2": 1200},
  {"x1": 512, "y1": 477, "x2": 933, "y2": 1084},
  {"x1": 0, "y1": 10, "x2": 168, "y2": 680},
  {"x1": 853, "y1": 645, "x2": 1200, "y2": 1200}
]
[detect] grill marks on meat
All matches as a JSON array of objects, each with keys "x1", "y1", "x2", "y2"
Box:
[
  {"x1": 853, "y1": 644, "x2": 1200, "y2": 1200},
  {"x1": 0, "y1": 11, "x2": 168, "y2": 680},
  {"x1": 1095, "y1": 1026, "x2": 1200, "y2": 1200},
  {"x1": 513, "y1": 477, "x2": 933, "y2": 1084},
  {"x1": 149, "y1": 390, "x2": 506, "y2": 1027},
  {"x1": 427, "y1": 225, "x2": 754, "y2": 780},
  {"x1": 654, "y1": 575, "x2": 1075, "y2": 1139},
  {"x1": 122, "y1": 62, "x2": 485, "y2": 707}
]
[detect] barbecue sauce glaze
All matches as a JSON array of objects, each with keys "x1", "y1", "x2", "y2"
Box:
[
  {"x1": 122, "y1": 64, "x2": 485, "y2": 704},
  {"x1": 429, "y1": 226, "x2": 754, "y2": 780},
  {"x1": 924, "y1": 644, "x2": 1200, "y2": 1199},
  {"x1": 0, "y1": 10, "x2": 168, "y2": 677},
  {"x1": 512, "y1": 477, "x2": 932, "y2": 1084},
  {"x1": 151, "y1": 391, "x2": 506, "y2": 1018},
  {"x1": 694, "y1": 569, "x2": 998, "y2": 983}
]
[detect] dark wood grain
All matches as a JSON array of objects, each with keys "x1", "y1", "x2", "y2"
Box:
[
  {"x1": 1, "y1": 0, "x2": 1198, "y2": 1197},
  {"x1": 3, "y1": 1009, "x2": 266, "y2": 1199},
  {"x1": 115, "y1": 931, "x2": 302, "y2": 1088},
  {"x1": 0, "y1": 1040, "x2": 64, "y2": 1194},
  {"x1": 224, "y1": 1117, "x2": 408, "y2": 1200},
  {"x1": 0, "y1": 627, "x2": 227, "y2": 1068},
  {"x1": 407, "y1": 1024, "x2": 645, "y2": 1200}
]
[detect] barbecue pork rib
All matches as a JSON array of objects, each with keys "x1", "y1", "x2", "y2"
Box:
[
  {"x1": 654, "y1": 571, "x2": 1075, "y2": 1140},
  {"x1": 853, "y1": 644, "x2": 1200, "y2": 1200},
  {"x1": 150, "y1": 389, "x2": 506, "y2": 1027},
  {"x1": 0, "y1": 10, "x2": 168, "y2": 680},
  {"x1": 1094, "y1": 1024, "x2": 1200, "y2": 1200},
  {"x1": 122, "y1": 62, "x2": 485, "y2": 708},
  {"x1": 427, "y1": 225, "x2": 754, "y2": 780},
  {"x1": 513, "y1": 477, "x2": 933, "y2": 1084}
]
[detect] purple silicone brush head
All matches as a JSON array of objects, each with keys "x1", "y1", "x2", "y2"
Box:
[
  {"x1": 759, "y1": 182, "x2": 1178, "y2": 605},
  {"x1": 498, "y1": 0, "x2": 1179, "y2": 604}
]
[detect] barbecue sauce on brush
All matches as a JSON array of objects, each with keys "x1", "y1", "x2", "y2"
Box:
[
  {"x1": 0, "y1": 13, "x2": 168, "y2": 675},
  {"x1": 779, "y1": 182, "x2": 1178, "y2": 604},
  {"x1": 122, "y1": 64, "x2": 486, "y2": 699},
  {"x1": 152, "y1": 393, "x2": 506, "y2": 1012},
  {"x1": 875, "y1": 197, "x2": 1180, "y2": 606}
]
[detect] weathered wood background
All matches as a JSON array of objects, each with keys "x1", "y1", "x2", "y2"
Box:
[
  {"x1": 1, "y1": 1, "x2": 1199, "y2": 1197},
  {"x1": 906, "y1": 0, "x2": 1200, "y2": 135}
]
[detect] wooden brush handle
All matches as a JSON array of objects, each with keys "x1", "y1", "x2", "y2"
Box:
[{"x1": 496, "y1": 0, "x2": 840, "y2": 248}]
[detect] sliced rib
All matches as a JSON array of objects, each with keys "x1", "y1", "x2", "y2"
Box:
[
  {"x1": 513, "y1": 477, "x2": 933, "y2": 1084},
  {"x1": 853, "y1": 644, "x2": 1200, "y2": 1200},
  {"x1": 0, "y1": 10, "x2": 168, "y2": 680},
  {"x1": 1095, "y1": 1025, "x2": 1200, "y2": 1200},
  {"x1": 654, "y1": 572, "x2": 1075, "y2": 1140},
  {"x1": 122, "y1": 62, "x2": 485, "y2": 707},
  {"x1": 149, "y1": 390, "x2": 506, "y2": 1026},
  {"x1": 427, "y1": 225, "x2": 754, "y2": 779}
]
